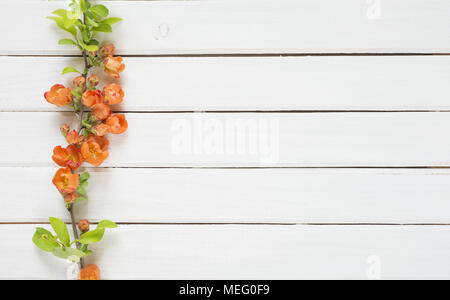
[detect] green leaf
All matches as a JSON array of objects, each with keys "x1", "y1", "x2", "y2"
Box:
[
  {"x1": 67, "y1": 1, "x2": 82, "y2": 20},
  {"x1": 79, "y1": 0, "x2": 87, "y2": 12},
  {"x1": 76, "y1": 185, "x2": 86, "y2": 196},
  {"x1": 72, "y1": 90, "x2": 82, "y2": 98},
  {"x1": 76, "y1": 181, "x2": 88, "y2": 195},
  {"x1": 47, "y1": 16, "x2": 78, "y2": 40},
  {"x1": 102, "y1": 17, "x2": 122, "y2": 25},
  {"x1": 97, "y1": 220, "x2": 118, "y2": 229},
  {"x1": 92, "y1": 23, "x2": 112, "y2": 33},
  {"x1": 58, "y1": 38, "x2": 77, "y2": 46},
  {"x1": 76, "y1": 196, "x2": 88, "y2": 203},
  {"x1": 86, "y1": 16, "x2": 99, "y2": 27},
  {"x1": 52, "y1": 247, "x2": 86, "y2": 262},
  {"x1": 62, "y1": 66, "x2": 80, "y2": 75},
  {"x1": 52, "y1": 9, "x2": 67, "y2": 18},
  {"x1": 79, "y1": 228, "x2": 105, "y2": 244},
  {"x1": 80, "y1": 172, "x2": 90, "y2": 182},
  {"x1": 49, "y1": 217, "x2": 71, "y2": 247},
  {"x1": 79, "y1": 41, "x2": 99, "y2": 52},
  {"x1": 32, "y1": 227, "x2": 60, "y2": 252},
  {"x1": 90, "y1": 5, "x2": 109, "y2": 18}
]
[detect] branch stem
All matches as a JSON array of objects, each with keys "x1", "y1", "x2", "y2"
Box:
[
  {"x1": 68, "y1": 204, "x2": 84, "y2": 269},
  {"x1": 70, "y1": 0, "x2": 90, "y2": 271}
]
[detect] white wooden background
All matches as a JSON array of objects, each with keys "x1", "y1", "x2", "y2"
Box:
[{"x1": 1, "y1": 0, "x2": 450, "y2": 279}]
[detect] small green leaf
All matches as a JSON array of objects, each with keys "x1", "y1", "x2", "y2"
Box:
[
  {"x1": 62, "y1": 66, "x2": 80, "y2": 75},
  {"x1": 79, "y1": 41, "x2": 99, "y2": 52},
  {"x1": 102, "y1": 17, "x2": 122, "y2": 25},
  {"x1": 80, "y1": 172, "x2": 90, "y2": 182},
  {"x1": 72, "y1": 90, "x2": 82, "y2": 98},
  {"x1": 32, "y1": 228, "x2": 60, "y2": 252},
  {"x1": 76, "y1": 185, "x2": 86, "y2": 196},
  {"x1": 97, "y1": 220, "x2": 118, "y2": 229},
  {"x1": 52, "y1": 247, "x2": 86, "y2": 261},
  {"x1": 47, "y1": 16, "x2": 78, "y2": 40},
  {"x1": 82, "y1": 120, "x2": 92, "y2": 129},
  {"x1": 58, "y1": 38, "x2": 77, "y2": 46},
  {"x1": 92, "y1": 23, "x2": 112, "y2": 33},
  {"x1": 90, "y1": 5, "x2": 109, "y2": 18},
  {"x1": 49, "y1": 217, "x2": 71, "y2": 247},
  {"x1": 79, "y1": 0, "x2": 87, "y2": 12},
  {"x1": 79, "y1": 228, "x2": 105, "y2": 244},
  {"x1": 86, "y1": 16, "x2": 99, "y2": 27},
  {"x1": 76, "y1": 196, "x2": 88, "y2": 203},
  {"x1": 52, "y1": 9, "x2": 67, "y2": 17}
]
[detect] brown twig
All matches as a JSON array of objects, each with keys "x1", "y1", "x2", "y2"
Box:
[{"x1": 68, "y1": 204, "x2": 84, "y2": 269}]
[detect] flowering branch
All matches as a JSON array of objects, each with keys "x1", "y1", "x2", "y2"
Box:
[{"x1": 32, "y1": 0, "x2": 127, "y2": 280}]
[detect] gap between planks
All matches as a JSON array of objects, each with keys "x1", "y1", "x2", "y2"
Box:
[
  {"x1": 4, "y1": 110, "x2": 450, "y2": 113},
  {"x1": 2, "y1": 53, "x2": 450, "y2": 58},
  {"x1": 3, "y1": 166, "x2": 450, "y2": 169},
  {"x1": 2, "y1": 222, "x2": 450, "y2": 226}
]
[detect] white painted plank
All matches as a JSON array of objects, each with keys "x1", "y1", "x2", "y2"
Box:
[
  {"x1": 0, "y1": 112, "x2": 450, "y2": 167},
  {"x1": 2, "y1": 0, "x2": 450, "y2": 54},
  {"x1": 2, "y1": 56, "x2": 450, "y2": 111},
  {"x1": 2, "y1": 224, "x2": 450, "y2": 279},
  {"x1": 2, "y1": 167, "x2": 450, "y2": 223}
]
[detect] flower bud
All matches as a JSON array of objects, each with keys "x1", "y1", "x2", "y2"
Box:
[
  {"x1": 87, "y1": 75, "x2": 99, "y2": 88},
  {"x1": 78, "y1": 219, "x2": 90, "y2": 233},
  {"x1": 64, "y1": 193, "x2": 78, "y2": 204},
  {"x1": 99, "y1": 44, "x2": 115, "y2": 57},
  {"x1": 60, "y1": 124, "x2": 70, "y2": 137},
  {"x1": 73, "y1": 76, "x2": 86, "y2": 88}
]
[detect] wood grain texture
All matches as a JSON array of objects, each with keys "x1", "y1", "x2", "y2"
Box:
[
  {"x1": 2, "y1": 0, "x2": 450, "y2": 55},
  {"x1": 1, "y1": 112, "x2": 449, "y2": 167},
  {"x1": 3, "y1": 224, "x2": 450, "y2": 279},
  {"x1": 2, "y1": 56, "x2": 450, "y2": 112},
  {"x1": 2, "y1": 167, "x2": 450, "y2": 223}
]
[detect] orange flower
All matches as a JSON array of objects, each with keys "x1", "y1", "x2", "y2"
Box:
[
  {"x1": 106, "y1": 114, "x2": 128, "y2": 134},
  {"x1": 87, "y1": 134, "x2": 109, "y2": 150},
  {"x1": 79, "y1": 264, "x2": 100, "y2": 280},
  {"x1": 53, "y1": 168, "x2": 79, "y2": 194},
  {"x1": 44, "y1": 84, "x2": 72, "y2": 107},
  {"x1": 100, "y1": 44, "x2": 115, "y2": 57},
  {"x1": 52, "y1": 145, "x2": 83, "y2": 170},
  {"x1": 82, "y1": 90, "x2": 103, "y2": 108},
  {"x1": 92, "y1": 123, "x2": 110, "y2": 136},
  {"x1": 64, "y1": 193, "x2": 78, "y2": 204},
  {"x1": 66, "y1": 130, "x2": 82, "y2": 145},
  {"x1": 104, "y1": 56, "x2": 125, "y2": 79},
  {"x1": 73, "y1": 76, "x2": 86, "y2": 88},
  {"x1": 92, "y1": 103, "x2": 112, "y2": 121},
  {"x1": 103, "y1": 83, "x2": 124, "y2": 105},
  {"x1": 81, "y1": 140, "x2": 109, "y2": 167}
]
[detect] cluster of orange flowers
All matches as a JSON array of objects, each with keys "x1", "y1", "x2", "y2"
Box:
[{"x1": 45, "y1": 45, "x2": 127, "y2": 207}]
